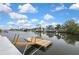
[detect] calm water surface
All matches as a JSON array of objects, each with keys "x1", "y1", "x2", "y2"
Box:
[{"x1": 1, "y1": 31, "x2": 79, "y2": 55}]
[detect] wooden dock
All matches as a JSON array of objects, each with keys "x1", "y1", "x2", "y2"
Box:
[
  {"x1": 32, "y1": 38, "x2": 51, "y2": 47},
  {"x1": 13, "y1": 35, "x2": 51, "y2": 48}
]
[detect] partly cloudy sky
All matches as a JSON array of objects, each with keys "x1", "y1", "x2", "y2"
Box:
[{"x1": 0, "y1": 3, "x2": 79, "y2": 29}]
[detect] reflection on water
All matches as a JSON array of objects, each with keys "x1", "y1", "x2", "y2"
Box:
[
  {"x1": 47, "y1": 32, "x2": 79, "y2": 45},
  {"x1": 34, "y1": 32, "x2": 79, "y2": 55},
  {"x1": 46, "y1": 32, "x2": 55, "y2": 37},
  {"x1": 61, "y1": 33, "x2": 79, "y2": 45},
  {"x1": 1, "y1": 31, "x2": 79, "y2": 55}
]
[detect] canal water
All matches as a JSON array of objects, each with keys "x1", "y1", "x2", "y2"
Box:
[{"x1": 1, "y1": 31, "x2": 79, "y2": 55}]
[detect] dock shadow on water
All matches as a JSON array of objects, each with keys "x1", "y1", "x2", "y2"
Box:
[{"x1": 24, "y1": 44, "x2": 52, "y2": 55}]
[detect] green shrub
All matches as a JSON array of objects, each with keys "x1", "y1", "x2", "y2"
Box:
[
  {"x1": 0, "y1": 29, "x2": 2, "y2": 32},
  {"x1": 63, "y1": 19, "x2": 79, "y2": 34}
]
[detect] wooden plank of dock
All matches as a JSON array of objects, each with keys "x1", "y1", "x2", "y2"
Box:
[
  {"x1": 15, "y1": 42, "x2": 35, "y2": 46},
  {"x1": 15, "y1": 37, "x2": 51, "y2": 47},
  {"x1": 32, "y1": 38, "x2": 51, "y2": 47}
]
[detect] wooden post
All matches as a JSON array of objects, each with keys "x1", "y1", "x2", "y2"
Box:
[
  {"x1": 16, "y1": 35, "x2": 19, "y2": 42},
  {"x1": 35, "y1": 37, "x2": 36, "y2": 43},
  {"x1": 12, "y1": 34, "x2": 16, "y2": 44},
  {"x1": 31, "y1": 37, "x2": 36, "y2": 43},
  {"x1": 13, "y1": 34, "x2": 20, "y2": 45}
]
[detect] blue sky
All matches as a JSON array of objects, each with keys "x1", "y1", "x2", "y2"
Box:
[{"x1": 0, "y1": 3, "x2": 79, "y2": 29}]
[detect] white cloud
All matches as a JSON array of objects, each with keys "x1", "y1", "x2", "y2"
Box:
[
  {"x1": 8, "y1": 25, "x2": 13, "y2": 29},
  {"x1": 8, "y1": 12, "x2": 30, "y2": 29},
  {"x1": 39, "y1": 20, "x2": 44, "y2": 24},
  {"x1": 44, "y1": 14, "x2": 54, "y2": 20},
  {"x1": 19, "y1": 18, "x2": 39, "y2": 29},
  {"x1": 23, "y1": 23, "x2": 32, "y2": 27},
  {"x1": 19, "y1": 22, "x2": 32, "y2": 29},
  {"x1": 52, "y1": 22, "x2": 58, "y2": 27},
  {"x1": 52, "y1": 4, "x2": 67, "y2": 12},
  {"x1": 55, "y1": 6, "x2": 64, "y2": 11},
  {"x1": 7, "y1": 21, "x2": 19, "y2": 29},
  {"x1": 72, "y1": 18, "x2": 77, "y2": 20},
  {"x1": 39, "y1": 20, "x2": 48, "y2": 28},
  {"x1": 18, "y1": 3, "x2": 37, "y2": 13},
  {"x1": 17, "y1": 19, "x2": 28, "y2": 24},
  {"x1": 7, "y1": 21, "x2": 15, "y2": 25},
  {"x1": 52, "y1": 22, "x2": 62, "y2": 27},
  {"x1": 42, "y1": 23, "x2": 48, "y2": 28},
  {"x1": 7, "y1": 20, "x2": 31, "y2": 29},
  {"x1": 9, "y1": 12, "x2": 28, "y2": 20},
  {"x1": 0, "y1": 24, "x2": 14, "y2": 30},
  {"x1": 69, "y1": 3, "x2": 79, "y2": 10},
  {"x1": 0, "y1": 3, "x2": 12, "y2": 13},
  {"x1": 31, "y1": 19, "x2": 39, "y2": 23}
]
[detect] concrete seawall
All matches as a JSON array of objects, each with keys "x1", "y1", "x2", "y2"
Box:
[{"x1": 0, "y1": 35, "x2": 22, "y2": 55}]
